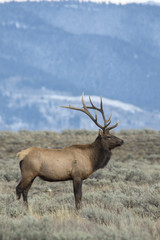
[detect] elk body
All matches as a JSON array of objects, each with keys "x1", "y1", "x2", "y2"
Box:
[{"x1": 16, "y1": 95, "x2": 123, "y2": 209}]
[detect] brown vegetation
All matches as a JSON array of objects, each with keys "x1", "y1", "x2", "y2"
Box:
[{"x1": 0, "y1": 129, "x2": 160, "y2": 239}]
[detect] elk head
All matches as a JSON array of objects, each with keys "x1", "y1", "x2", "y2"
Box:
[
  {"x1": 61, "y1": 94, "x2": 124, "y2": 151},
  {"x1": 98, "y1": 129, "x2": 123, "y2": 151}
]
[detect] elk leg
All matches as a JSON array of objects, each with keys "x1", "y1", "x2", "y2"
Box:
[
  {"x1": 16, "y1": 180, "x2": 23, "y2": 200},
  {"x1": 22, "y1": 179, "x2": 35, "y2": 208},
  {"x1": 16, "y1": 176, "x2": 35, "y2": 207},
  {"x1": 73, "y1": 177, "x2": 82, "y2": 210}
]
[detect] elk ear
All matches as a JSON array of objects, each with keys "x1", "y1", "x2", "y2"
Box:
[{"x1": 98, "y1": 129, "x2": 103, "y2": 137}]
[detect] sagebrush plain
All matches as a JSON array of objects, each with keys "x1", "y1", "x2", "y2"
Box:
[{"x1": 0, "y1": 129, "x2": 160, "y2": 240}]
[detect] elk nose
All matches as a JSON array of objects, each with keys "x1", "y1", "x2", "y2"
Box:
[{"x1": 121, "y1": 140, "x2": 124, "y2": 145}]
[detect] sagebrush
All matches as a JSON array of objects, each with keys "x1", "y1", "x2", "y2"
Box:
[{"x1": 0, "y1": 129, "x2": 160, "y2": 240}]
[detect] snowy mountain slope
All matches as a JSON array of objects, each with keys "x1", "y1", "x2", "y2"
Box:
[
  {"x1": 0, "y1": 1, "x2": 160, "y2": 131},
  {"x1": 0, "y1": 2, "x2": 160, "y2": 111},
  {"x1": 0, "y1": 86, "x2": 159, "y2": 131}
]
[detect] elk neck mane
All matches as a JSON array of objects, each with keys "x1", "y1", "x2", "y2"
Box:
[{"x1": 91, "y1": 136, "x2": 112, "y2": 171}]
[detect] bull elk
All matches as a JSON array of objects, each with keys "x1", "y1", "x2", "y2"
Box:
[{"x1": 16, "y1": 94, "x2": 123, "y2": 210}]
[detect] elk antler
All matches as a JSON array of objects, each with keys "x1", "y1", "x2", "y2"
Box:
[{"x1": 61, "y1": 94, "x2": 119, "y2": 132}]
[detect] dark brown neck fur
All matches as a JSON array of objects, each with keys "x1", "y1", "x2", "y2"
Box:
[{"x1": 91, "y1": 136, "x2": 111, "y2": 171}]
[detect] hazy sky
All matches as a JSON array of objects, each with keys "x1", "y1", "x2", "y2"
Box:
[{"x1": 0, "y1": 0, "x2": 160, "y2": 4}]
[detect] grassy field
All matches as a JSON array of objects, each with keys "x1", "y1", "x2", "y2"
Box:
[{"x1": 0, "y1": 129, "x2": 160, "y2": 240}]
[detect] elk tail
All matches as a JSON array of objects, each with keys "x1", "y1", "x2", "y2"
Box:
[{"x1": 16, "y1": 148, "x2": 32, "y2": 162}]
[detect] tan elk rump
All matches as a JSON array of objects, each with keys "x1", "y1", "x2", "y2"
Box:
[{"x1": 16, "y1": 94, "x2": 123, "y2": 209}]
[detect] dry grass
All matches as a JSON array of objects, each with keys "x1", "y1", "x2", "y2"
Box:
[{"x1": 0, "y1": 129, "x2": 160, "y2": 240}]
